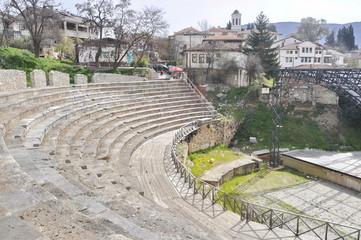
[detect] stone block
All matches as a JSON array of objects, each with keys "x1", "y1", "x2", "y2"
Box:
[
  {"x1": 30, "y1": 69, "x2": 46, "y2": 88},
  {"x1": 0, "y1": 216, "x2": 44, "y2": 240},
  {"x1": 49, "y1": 70, "x2": 70, "y2": 86},
  {"x1": 0, "y1": 190, "x2": 39, "y2": 212},
  {"x1": 92, "y1": 73, "x2": 144, "y2": 83},
  {"x1": 74, "y1": 74, "x2": 88, "y2": 84},
  {"x1": 0, "y1": 70, "x2": 27, "y2": 92}
]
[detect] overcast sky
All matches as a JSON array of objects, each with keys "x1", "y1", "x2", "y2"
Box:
[{"x1": 60, "y1": 0, "x2": 361, "y2": 35}]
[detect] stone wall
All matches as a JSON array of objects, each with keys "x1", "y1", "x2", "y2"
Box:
[
  {"x1": 49, "y1": 71, "x2": 70, "y2": 86},
  {"x1": 74, "y1": 74, "x2": 88, "y2": 85},
  {"x1": 0, "y1": 70, "x2": 27, "y2": 92},
  {"x1": 262, "y1": 85, "x2": 338, "y2": 107},
  {"x1": 188, "y1": 68, "x2": 248, "y2": 87},
  {"x1": 187, "y1": 119, "x2": 239, "y2": 153},
  {"x1": 92, "y1": 73, "x2": 145, "y2": 83},
  {"x1": 30, "y1": 70, "x2": 46, "y2": 88}
]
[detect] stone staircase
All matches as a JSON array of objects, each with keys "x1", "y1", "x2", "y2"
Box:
[{"x1": 0, "y1": 80, "x2": 217, "y2": 239}]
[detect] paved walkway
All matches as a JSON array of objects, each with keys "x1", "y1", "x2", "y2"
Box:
[{"x1": 130, "y1": 132, "x2": 315, "y2": 240}]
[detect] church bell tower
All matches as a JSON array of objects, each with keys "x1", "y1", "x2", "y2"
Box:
[{"x1": 231, "y1": 10, "x2": 242, "y2": 31}]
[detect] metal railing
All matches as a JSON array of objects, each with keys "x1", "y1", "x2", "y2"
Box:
[
  {"x1": 168, "y1": 120, "x2": 361, "y2": 240},
  {"x1": 182, "y1": 74, "x2": 216, "y2": 118}
]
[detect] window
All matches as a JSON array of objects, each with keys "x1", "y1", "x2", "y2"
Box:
[
  {"x1": 286, "y1": 50, "x2": 290, "y2": 54},
  {"x1": 305, "y1": 48, "x2": 309, "y2": 53},
  {"x1": 192, "y1": 54, "x2": 197, "y2": 63},
  {"x1": 324, "y1": 57, "x2": 332, "y2": 63},
  {"x1": 309, "y1": 48, "x2": 312, "y2": 53},
  {"x1": 206, "y1": 54, "x2": 210, "y2": 63},
  {"x1": 308, "y1": 57, "x2": 312, "y2": 62},
  {"x1": 302, "y1": 47, "x2": 305, "y2": 53},
  {"x1": 301, "y1": 57, "x2": 304, "y2": 63},
  {"x1": 199, "y1": 54, "x2": 204, "y2": 63},
  {"x1": 290, "y1": 51, "x2": 293, "y2": 54}
]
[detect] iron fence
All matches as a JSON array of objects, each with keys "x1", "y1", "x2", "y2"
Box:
[{"x1": 169, "y1": 120, "x2": 361, "y2": 240}]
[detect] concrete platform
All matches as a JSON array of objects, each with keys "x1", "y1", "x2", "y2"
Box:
[
  {"x1": 283, "y1": 149, "x2": 361, "y2": 191},
  {"x1": 202, "y1": 157, "x2": 255, "y2": 186}
]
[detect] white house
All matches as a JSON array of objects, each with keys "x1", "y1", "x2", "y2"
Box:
[
  {"x1": 182, "y1": 40, "x2": 247, "y2": 86},
  {"x1": 272, "y1": 36, "x2": 302, "y2": 49},
  {"x1": 168, "y1": 27, "x2": 212, "y2": 61},
  {"x1": 276, "y1": 40, "x2": 345, "y2": 68}
]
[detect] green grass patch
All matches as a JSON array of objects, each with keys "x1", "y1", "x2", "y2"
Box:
[
  {"x1": 0, "y1": 47, "x2": 92, "y2": 85},
  {"x1": 187, "y1": 144, "x2": 243, "y2": 178},
  {"x1": 221, "y1": 167, "x2": 309, "y2": 194}
]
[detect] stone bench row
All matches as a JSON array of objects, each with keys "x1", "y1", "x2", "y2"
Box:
[
  {"x1": 0, "y1": 79, "x2": 185, "y2": 105},
  {"x1": 0, "y1": 69, "x2": 150, "y2": 92},
  {"x1": 1, "y1": 84, "x2": 190, "y2": 134}
]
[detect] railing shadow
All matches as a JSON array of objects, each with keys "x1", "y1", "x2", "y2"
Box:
[{"x1": 164, "y1": 120, "x2": 361, "y2": 240}]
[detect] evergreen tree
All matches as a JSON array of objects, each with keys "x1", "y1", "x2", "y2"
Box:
[
  {"x1": 226, "y1": 21, "x2": 231, "y2": 30},
  {"x1": 246, "y1": 23, "x2": 254, "y2": 30},
  {"x1": 268, "y1": 24, "x2": 277, "y2": 32},
  {"x1": 337, "y1": 25, "x2": 357, "y2": 51},
  {"x1": 325, "y1": 30, "x2": 336, "y2": 47},
  {"x1": 244, "y1": 12, "x2": 279, "y2": 75}
]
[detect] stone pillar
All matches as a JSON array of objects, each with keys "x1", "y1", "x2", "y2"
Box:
[
  {"x1": 30, "y1": 69, "x2": 46, "y2": 88},
  {"x1": 0, "y1": 70, "x2": 27, "y2": 92},
  {"x1": 49, "y1": 70, "x2": 70, "y2": 86},
  {"x1": 74, "y1": 74, "x2": 88, "y2": 84}
]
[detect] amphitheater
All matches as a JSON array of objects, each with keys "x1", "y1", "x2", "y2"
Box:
[{"x1": 0, "y1": 70, "x2": 360, "y2": 240}]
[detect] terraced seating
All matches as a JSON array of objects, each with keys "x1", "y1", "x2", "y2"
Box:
[{"x1": 0, "y1": 79, "x2": 223, "y2": 239}]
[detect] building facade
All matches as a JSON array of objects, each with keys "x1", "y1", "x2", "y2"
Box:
[{"x1": 274, "y1": 39, "x2": 345, "y2": 68}]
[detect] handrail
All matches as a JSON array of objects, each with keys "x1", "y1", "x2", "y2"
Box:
[
  {"x1": 181, "y1": 73, "x2": 216, "y2": 118},
  {"x1": 168, "y1": 120, "x2": 361, "y2": 240}
]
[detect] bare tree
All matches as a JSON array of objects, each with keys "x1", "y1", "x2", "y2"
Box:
[
  {"x1": 9, "y1": 0, "x2": 60, "y2": 57},
  {"x1": 197, "y1": 19, "x2": 211, "y2": 31},
  {"x1": 0, "y1": 0, "x2": 16, "y2": 46},
  {"x1": 133, "y1": 6, "x2": 168, "y2": 66},
  {"x1": 245, "y1": 53, "x2": 264, "y2": 85},
  {"x1": 111, "y1": 4, "x2": 168, "y2": 69},
  {"x1": 76, "y1": 0, "x2": 117, "y2": 66},
  {"x1": 296, "y1": 17, "x2": 329, "y2": 43}
]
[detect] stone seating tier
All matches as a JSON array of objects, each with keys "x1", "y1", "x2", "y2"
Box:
[{"x1": 0, "y1": 79, "x2": 218, "y2": 239}]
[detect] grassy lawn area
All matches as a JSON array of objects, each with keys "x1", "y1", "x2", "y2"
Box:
[
  {"x1": 187, "y1": 144, "x2": 244, "y2": 178},
  {"x1": 220, "y1": 166, "x2": 311, "y2": 214},
  {"x1": 221, "y1": 167, "x2": 309, "y2": 194}
]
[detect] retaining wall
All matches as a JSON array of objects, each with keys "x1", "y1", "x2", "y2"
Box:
[
  {"x1": 92, "y1": 73, "x2": 145, "y2": 83},
  {"x1": 282, "y1": 155, "x2": 361, "y2": 192},
  {"x1": 187, "y1": 119, "x2": 239, "y2": 153}
]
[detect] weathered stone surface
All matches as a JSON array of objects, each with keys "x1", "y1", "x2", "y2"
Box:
[
  {"x1": 188, "y1": 119, "x2": 239, "y2": 153},
  {"x1": 0, "y1": 190, "x2": 39, "y2": 212},
  {"x1": 92, "y1": 73, "x2": 144, "y2": 83},
  {"x1": 0, "y1": 70, "x2": 27, "y2": 91},
  {"x1": 74, "y1": 74, "x2": 88, "y2": 84},
  {"x1": 0, "y1": 216, "x2": 44, "y2": 240},
  {"x1": 30, "y1": 69, "x2": 46, "y2": 88},
  {"x1": 49, "y1": 70, "x2": 69, "y2": 86}
]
